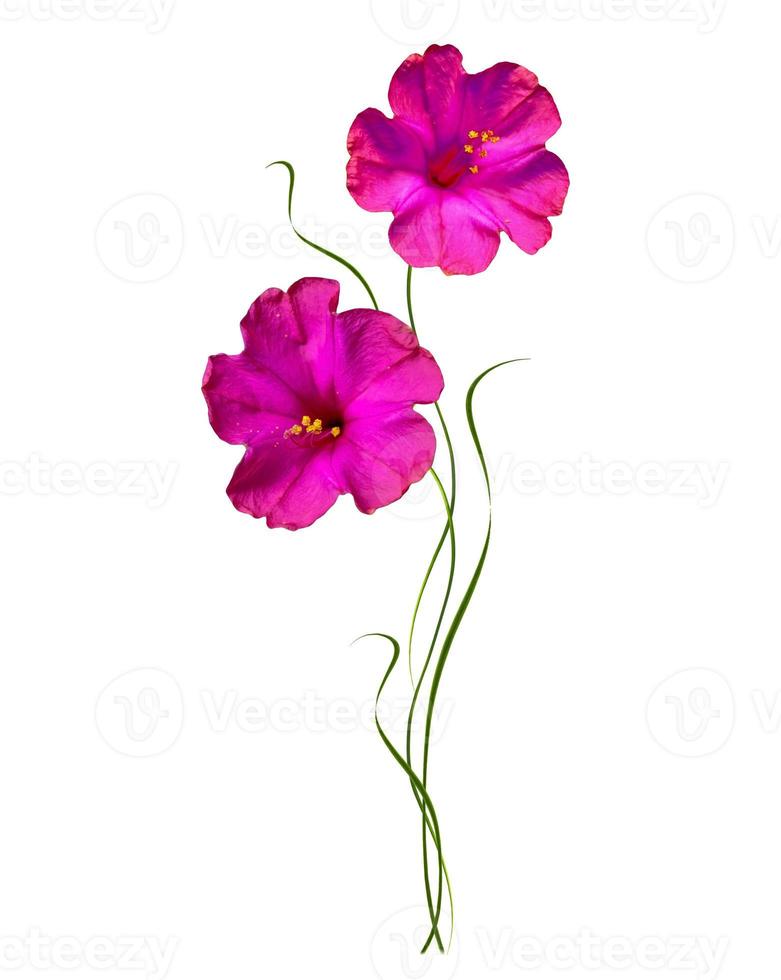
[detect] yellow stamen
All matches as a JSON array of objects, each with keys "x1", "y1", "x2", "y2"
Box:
[
  {"x1": 305, "y1": 418, "x2": 323, "y2": 433},
  {"x1": 464, "y1": 144, "x2": 474, "y2": 154},
  {"x1": 468, "y1": 129, "x2": 479, "y2": 139},
  {"x1": 479, "y1": 148, "x2": 488, "y2": 158},
  {"x1": 301, "y1": 415, "x2": 311, "y2": 426},
  {"x1": 284, "y1": 423, "x2": 303, "y2": 438},
  {"x1": 331, "y1": 427, "x2": 341, "y2": 438},
  {"x1": 469, "y1": 165, "x2": 479, "y2": 174}
]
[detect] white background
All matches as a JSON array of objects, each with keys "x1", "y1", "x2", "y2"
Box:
[{"x1": 1, "y1": 1, "x2": 779, "y2": 978}]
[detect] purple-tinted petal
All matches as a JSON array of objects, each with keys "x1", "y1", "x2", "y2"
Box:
[
  {"x1": 226, "y1": 440, "x2": 309, "y2": 521},
  {"x1": 459, "y1": 60, "x2": 539, "y2": 135},
  {"x1": 333, "y1": 308, "x2": 443, "y2": 414},
  {"x1": 481, "y1": 87, "x2": 563, "y2": 168},
  {"x1": 265, "y1": 451, "x2": 342, "y2": 530},
  {"x1": 333, "y1": 409, "x2": 436, "y2": 514},
  {"x1": 202, "y1": 353, "x2": 302, "y2": 446},
  {"x1": 388, "y1": 44, "x2": 466, "y2": 143},
  {"x1": 473, "y1": 149, "x2": 569, "y2": 254},
  {"x1": 389, "y1": 190, "x2": 500, "y2": 275},
  {"x1": 347, "y1": 109, "x2": 427, "y2": 212},
  {"x1": 239, "y1": 278, "x2": 339, "y2": 403}
]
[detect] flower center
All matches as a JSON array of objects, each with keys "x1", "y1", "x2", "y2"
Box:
[
  {"x1": 284, "y1": 414, "x2": 342, "y2": 445},
  {"x1": 429, "y1": 128, "x2": 501, "y2": 188}
]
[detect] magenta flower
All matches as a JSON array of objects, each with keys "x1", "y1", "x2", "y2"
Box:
[
  {"x1": 347, "y1": 44, "x2": 569, "y2": 276},
  {"x1": 202, "y1": 277, "x2": 444, "y2": 530}
]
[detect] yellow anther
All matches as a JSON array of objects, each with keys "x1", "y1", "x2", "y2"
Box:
[
  {"x1": 468, "y1": 129, "x2": 479, "y2": 139},
  {"x1": 469, "y1": 165, "x2": 479, "y2": 174},
  {"x1": 490, "y1": 135, "x2": 500, "y2": 143},
  {"x1": 479, "y1": 148, "x2": 488, "y2": 158},
  {"x1": 331, "y1": 426, "x2": 341, "y2": 438},
  {"x1": 284, "y1": 423, "x2": 303, "y2": 438},
  {"x1": 301, "y1": 415, "x2": 311, "y2": 426},
  {"x1": 481, "y1": 130, "x2": 489, "y2": 141},
  {"x1": 464, "y1": 144, "x2": 474, "y2": 154},
  {"x1": 305, "y1": 418, "x2": 323, "y2": 433}
]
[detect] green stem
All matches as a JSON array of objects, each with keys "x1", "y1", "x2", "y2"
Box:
[
  {"x1": 404, "y1": 266, "x2": 457, "y2": 951},
  {"x1": 266, "y1": 160, "x2": 379, "y2": 310},
  {"x1": 419, "y1": 359, "x2": 525, "y2": 953}
]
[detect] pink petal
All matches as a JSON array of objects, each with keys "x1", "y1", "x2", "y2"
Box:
[
  {"x1": 388, "y1": 44, "x2": 466, "y2": 143},
  {"x1": 265, "y1": 451, "x2": 342, "y2": 530},
  {"x1": 459, "y1": 60, "x2": 539, "y2": 135},
  {"x1": 227, "y1": 439, "x2": 342, "y2": 530},
  {"x1": 347, "y1": 109, "x2": 427, "y2": 212},
  {"x1": 481, "y1": 87, "x2": 564, "y2": 168},
  {"x1": 389, "y1": 189, "x2": 500, "y2": 275},
  {"x1": 332, "y1": 409, "x2": 436, "y2": 514},
  {"x1": 333, "y1": 308, "x2": 443, "y2": 413},
  {"x1": 202, "y1": 353, "x2": 302, "y2": 446},
  {"x1": 473, "y1": 149, "x2": 569, "y2": 254},
  {"x1": 239, "y1": 278, "x2": 340, "y2": 403}
]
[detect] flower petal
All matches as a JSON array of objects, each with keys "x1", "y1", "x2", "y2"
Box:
[
  {"x1": 481, "y1": 86, "x2": 564, "y2": 168},
  {"x1": 347, "y1": 109, "x2": 427, "y2": 212},
  {"x1": 389, "y1": 189, "x2": 500, "y2": 275},
  {"x1": 333, "y1": 308, "x2": 443, "y2": 413},
  {"x1": 389, "y1": 44, "x2": 466, "y2": 143},
  {"x1": 202, "y1": 353, "x2": 302, "y2": 446},
  {"x1": 227, "y1": 438, "x2": 342, "y2": 530},
  {"x1": 332, "y1": 409, "x2": 436, "y2": 513},
  {"x1": 265, "y1": 451, "x2": 342, "y2": 530},
  {"x1": 474, "y1": 149, "x2": 570, "y2": 254},
  {"x1": 239, "y1": 278, "x2": 340, "y2": 403}
]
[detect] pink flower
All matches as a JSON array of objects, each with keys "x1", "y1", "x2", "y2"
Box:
[
  {"x1": 202, "y1": 277, "x2": 444, "y2": 530},
  {"x1": 347, "y1": 44, "x2": 569, "y2": 276}
]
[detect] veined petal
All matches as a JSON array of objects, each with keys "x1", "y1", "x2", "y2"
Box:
[
  {"x1": 333, "y1": 308, "x2": 443, "y2": 412},
  {"x1": 239, "y1": 278, "x2": 340, "y2": 403},
  {"x1": 265, "y1": 451, "x2": 342, "y2": 530},
  {"x1": 333, "y1": 409, "x2": 436, "y2": 514},
  {"x1": 389, "y1": 189, "x2": 500, "y2": 275},
  {"x1": 388, "y1": 44, "x2": 466, "y2": 143},
  {"x1": 347, "y1": 109, "x2": 427, "y2": 212},
  {"x1": 474, "y1": 149, "x2": 569, "y2": 254},
  {"x1": 202, "y1": 353, "x2": 302, "y2": 446}
]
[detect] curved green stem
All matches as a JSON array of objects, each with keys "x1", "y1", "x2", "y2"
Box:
[
  {"x1": 419, "y1": 359, "x2": 525, "y2": 953},
  {"x1": 354, "y1": 632, "x2": 451, "y2": 952},
  {"x1": 266, "y1": 160, "x2": 379, "y2": 310}
]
